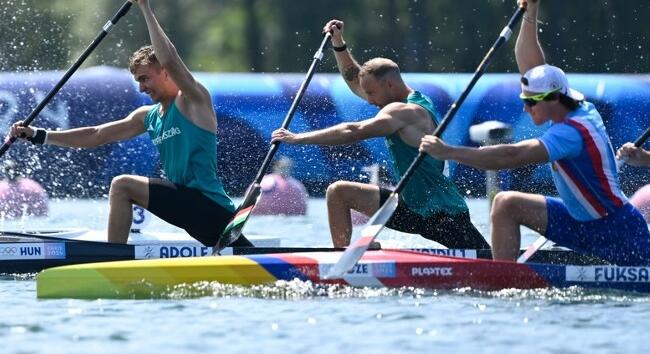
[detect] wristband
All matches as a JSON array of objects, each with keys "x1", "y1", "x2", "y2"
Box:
[
  {"x1": 26, "y1": 128, "x2": 47, "y2": 145},
  {"x1": 523, "y1": 15, "x2": 537, "y2": 24},
  {"x1": 332, "y1": 43, "x2": 347, "y2": 52}
]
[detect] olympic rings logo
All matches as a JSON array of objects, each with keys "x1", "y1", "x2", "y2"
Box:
[{"x1": 0, "y1": 247, "x2": 17, "y2": 255}]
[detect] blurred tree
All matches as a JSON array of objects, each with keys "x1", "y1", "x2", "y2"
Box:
[
  {"x1": 0, "y1": 0, "x2": 72, "y2": 71},
  {"x1": 244, "y1": 0, "x2": 262, "y2": 71},
  {"x1": 0, "y1": 0, "x2": 648, "y2": 73}
]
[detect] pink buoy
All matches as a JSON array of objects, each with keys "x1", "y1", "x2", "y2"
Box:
[
  {"x1": 630, "y1": 184, "x2": 650, "y2": 223},
  {"x1": 0, "y1": 178, "x2": 49, "y2": 218},
  {"x1": 252, "y1": 173, "x2": 308, "y2": 215}
]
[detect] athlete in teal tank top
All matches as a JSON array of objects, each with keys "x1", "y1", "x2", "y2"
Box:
[
  {"x1": 272, "y1": 20, "x2": 488, "y2": 250},
  {"x1": 144, "y1": 101, "x2": 234, "y2": 212},
  {"x1": 8, "y1": 3, "x2": 253, "y2": 246},
  {"x1": 385, "y1": 91, "x2": 468, "y2": 216}
]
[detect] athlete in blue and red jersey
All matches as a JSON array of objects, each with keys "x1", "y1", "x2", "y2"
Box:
[{"x1": 419, "y1": 0, "x2": 650, "y2": 265}]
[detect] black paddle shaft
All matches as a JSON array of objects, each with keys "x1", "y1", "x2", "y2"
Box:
[
  {"x1": 251, "y1": 32, "x2": 332, "y2": 184},
  {"x1": 0, "y1": 1, "x2": 133, "y2": 158},
  {"x1": 391, "y1": 7, "x2": 526, "y2": 196},
  {"x1": 634, "y1": 126, "x2": 650, "y2": 147},
  {"x1": 214, "y1": 32, "x2": 332, "y2": 252}
]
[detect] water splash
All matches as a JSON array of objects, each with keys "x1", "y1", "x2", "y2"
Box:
[{"x1": 166, "y1": 279, "x2": 428, "y2": 300}]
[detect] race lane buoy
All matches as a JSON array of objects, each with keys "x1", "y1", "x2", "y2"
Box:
[
  {"x1": 0, "y1": 178, "x2": 49, "y2": 218},
  {"x1": 252, "y1": 157, "x2": 308, "y2": 216},
  {"x1": 252, "y1": 173, "x2": 308, "y2": 215}
]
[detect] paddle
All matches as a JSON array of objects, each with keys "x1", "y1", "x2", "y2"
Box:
[
  {"x1": 634, "y1": 126, "x2": 650, "y2": 147},
  {"x1": 326, "y1": 6, "x2": 526, "y2": 279},
  {"x1": 0, "y1": 1, "x2": 133, "y2": 158},
  {"x1": 519, "y1": 125, "x2": 650, "y2": 263},
  {"x1": 214, "y1": 32, "x2": 333, "y2": 253}
]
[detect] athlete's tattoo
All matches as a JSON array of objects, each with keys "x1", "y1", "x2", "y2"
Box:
[{"x1": 344, "y1": 65, "x2": 360, "y2": 83}]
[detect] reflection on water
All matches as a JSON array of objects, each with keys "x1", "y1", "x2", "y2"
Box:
[
  {"x1": 167, "y1": 279, "x2": 428, "y2": 300},
  {"x1": 164, "y1": 279, "x2": 650, "y2": 304}
]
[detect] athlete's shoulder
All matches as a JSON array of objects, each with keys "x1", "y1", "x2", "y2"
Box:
[
  {"x1": 382, "y1": 101, "x2": 428, "y2": 115},
  {"x1": 137, "y1": 104, "x2": 157, "y2": 114},
  {"x1": 132, "y1": 104, "x2": 157, "y2": 121},
  {"x1": 379, "y1": 102, "x2": 428, "y2": 125}
]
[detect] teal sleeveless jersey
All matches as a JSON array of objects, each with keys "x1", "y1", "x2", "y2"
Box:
[
  {"x1": 144, "y1": 101, "x2": 235, "y2": 212},
  {"x1": 385, "y1": 91, "x2": 468, "y2": 216}
]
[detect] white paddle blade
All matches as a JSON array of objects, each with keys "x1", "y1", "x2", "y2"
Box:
[
  {"x1": 325, "y1": 193, "x2": 399, "y2": 279},
  {"x1": 517, "y1": 236, "x2": 549, "y2": 263}
]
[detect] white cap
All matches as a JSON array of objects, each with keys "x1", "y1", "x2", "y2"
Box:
[{"x1": 521, "y1": 64, "x2": 584, "y2": 101}]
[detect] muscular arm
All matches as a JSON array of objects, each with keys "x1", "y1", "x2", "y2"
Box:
[
  {"x1": 138, "y1": 3, "x2": 206, "y2": 100},
  {"x1": 515, "y1": 0, "x2": 545, "y2": 74},
  {"x1": 274, "y1": 103, "x2": 410, "y2": 146},
  {"x1": 136, "y1": 1, "x2": 215, "y2": 131},
  {"x1": 46, "y1": 106, "x2": 150, "y2": 148},
  {"x1": 323, "y1": 19, "x2": 367, "y2": 99},
  {"x1": 334, "y1": 51, "x2": 366, "y2": 100},
  {"x1": 446, "y1": 139, "x2": 549, "y2": 170}
]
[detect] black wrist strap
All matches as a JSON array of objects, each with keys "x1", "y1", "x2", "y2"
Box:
[
  {"x1": 26, "y1": 128, "x2": 47, "y2": 145},
  {"x1": 332, "y1": 43, "x2": 347, "y2": 52}
]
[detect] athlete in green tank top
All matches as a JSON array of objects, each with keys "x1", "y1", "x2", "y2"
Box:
[
  {"x1": 9, "y1": 0, "x2": 248, "y2": 247},
  {"x1": 144, "y1": 101, "x2": 234, "y2": 211},
  {"x1": 385, "y1": 91, "x2": 468, "y2": 216},
  {"x1": 272, "y1": 19, "x2": 488, "y2": 250}
]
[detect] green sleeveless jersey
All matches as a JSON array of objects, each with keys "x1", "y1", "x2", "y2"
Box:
[
  {"x1": 385, "y1": 91, "x2": 468, "y2": 216},
  {"x1": 144, "y1": 101, "x2": 235, "y2": 211}
]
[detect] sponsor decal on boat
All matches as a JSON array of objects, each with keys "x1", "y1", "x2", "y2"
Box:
[
  {"x1": 411, "y1": 266, "x2": 453, "y2": 277},
  {"x1": 134, "y1": 245, "x2": 213, "y2": 259},
  {"x1": 566, "y1": 266, "x2": 650, "y2": 283},
  {"x1": 409, "y1": 248, "x2": 478, "y2": 259},
  {"x1": 0, "y1": 243, "x2": 65, "y2": 260},
  {"x1": 44, "y1": 243, "x2": 66, "y2": 259},
  {"x1": 319, "y1": 261, "x2": 396, "y2": 279}
]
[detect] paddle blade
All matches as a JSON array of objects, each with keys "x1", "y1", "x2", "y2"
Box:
[
  {"x1": 517, "y1": 236, "x2": 549, "y2": 263},
  {"x1": 214, "y1": 184, "x2": 261, "y2": 253},
  {"x1": 325, "y1": 193, "x2": 399, "y2": 279}
]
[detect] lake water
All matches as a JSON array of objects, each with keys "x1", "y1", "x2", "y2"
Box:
[{"x1": 1, "y1": 198, "x2": 648, "y2": 354}]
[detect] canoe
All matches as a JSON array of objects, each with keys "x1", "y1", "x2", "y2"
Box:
[
  {"x1": 36, "y1": 249, "x2": 645, "y2": 299},
  {"x1": 0, "y1": 228, "x2": 604, "y2": 273}
]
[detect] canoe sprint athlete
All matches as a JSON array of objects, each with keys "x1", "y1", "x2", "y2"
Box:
[
  {"x1": 272, "y1": 19, "x2": 489, "y2": 250},
  {"x1": 420, "y1": 0, "x2": 650, "y2": 265},
  {"x1": 10, "y1": 0, "x2": 251, "y2": 247}
]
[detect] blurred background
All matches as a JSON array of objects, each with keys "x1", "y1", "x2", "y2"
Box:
[
  {"x1": 1, "y1": 0, "x2": 648, "y2": 73},
  {"x1": 0, "y1": 0, "x2": 648, "y2": 201}
]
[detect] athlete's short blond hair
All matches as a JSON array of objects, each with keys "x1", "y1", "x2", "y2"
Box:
[{"x1": 359, "y1": 58, "x2": 401, "y2": 80}]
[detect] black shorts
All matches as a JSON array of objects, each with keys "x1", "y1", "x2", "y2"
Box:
[
  {"x1": 148, "y1": 180, "x2": 235, "y2": 247},
  {"x1": 379, "y1": 188, "x2": 490, "y2": 249}
]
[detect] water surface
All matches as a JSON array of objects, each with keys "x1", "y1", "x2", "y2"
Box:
[{"x1": 1, "y1": 198, "x2": 646, "y2": 354}]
